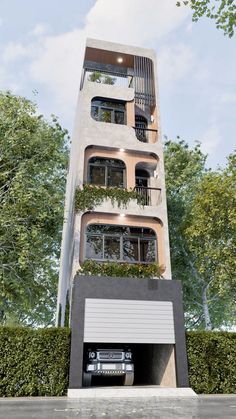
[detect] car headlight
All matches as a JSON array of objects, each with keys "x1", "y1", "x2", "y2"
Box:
[
  {"x1": 125, "y1": 352, "x2": 132, "y2": 359},
  {"x1": 89, "y1": 351, "x2": 96, "y2": 359}
]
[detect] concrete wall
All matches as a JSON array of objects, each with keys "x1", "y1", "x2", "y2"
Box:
[{"x1": 69, "y1": 276, "x2": 189, "y2": 389}]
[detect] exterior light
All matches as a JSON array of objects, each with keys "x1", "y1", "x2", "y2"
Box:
[
  {"x1": 117, "y1": 57, "x2": 123, "y2": 63},
  {"x1": 120, "y1": 214, "x2": 125, "y2": 217},
  {"x1": 119, "y1": 148, "x2": 125, "y2": 152}
]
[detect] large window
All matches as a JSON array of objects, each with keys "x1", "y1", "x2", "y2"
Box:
[
  {"x1": 91, "y1": 98, "x2": 126, "y2": 124},
  {"x1": 85, "y1": 224, "x2": 157, "y2": 263},
  {"x1": 88, "y1": 157, "x2": 125, "y2": 188}
]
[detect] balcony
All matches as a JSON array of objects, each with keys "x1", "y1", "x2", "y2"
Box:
[
  {"x1": 80, "y1": 68, "x2": 134, "y2": 90},
  {"x1": 135, "y1": 186, "x2": 161, "y2": 206},
  {"x1": 133, "y1": 127, "x2": 158, "y2": 143}
]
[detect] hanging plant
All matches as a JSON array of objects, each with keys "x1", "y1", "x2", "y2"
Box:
[{"x1": 74, "y1": 184, "x2": 145, "y2": 212}]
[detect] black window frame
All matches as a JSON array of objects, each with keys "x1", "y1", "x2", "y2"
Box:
[
  {"x1": 88, "y1": 157, "x2": 126, "y2": 188},
  {"x1": 91, "y1": 98, "x2": 126, "y2": 125},
  {"x1": 85, "y1": 224, "x2": 157, "y2": 264}
]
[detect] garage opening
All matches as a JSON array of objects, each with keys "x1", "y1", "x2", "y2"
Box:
[{"x1": 82, "y1": 342, "x2": 176, "y2": 387}]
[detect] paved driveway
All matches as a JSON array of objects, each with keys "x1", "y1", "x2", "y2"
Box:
[{"x1": 0, "y1": 395, "x2": 236, "y2": 419}]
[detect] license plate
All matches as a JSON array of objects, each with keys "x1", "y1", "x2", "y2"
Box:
[{"x1": 101, "y1": 363, "x2": 120, "y2": 370}]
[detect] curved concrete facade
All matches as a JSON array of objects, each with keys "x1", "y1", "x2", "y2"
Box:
[{"x1": 57, "y1": 38, "x2": 172, "y2": 325}]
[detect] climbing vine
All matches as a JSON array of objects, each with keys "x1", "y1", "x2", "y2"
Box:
[
  {"x1": 74, "y1": 184, "x2": 145, "y2": 212},
  {"x1": 78, "y1": 259, "x2": 161, "y2": 278}
]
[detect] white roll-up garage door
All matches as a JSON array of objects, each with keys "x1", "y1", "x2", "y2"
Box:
[{"x1": 84, "y1": 298, "x2": 175, "y2": 344}]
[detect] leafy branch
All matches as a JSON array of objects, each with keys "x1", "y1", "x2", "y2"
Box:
[{"x1": 177, "y1": 0, "x2": 236, "y2": 37}]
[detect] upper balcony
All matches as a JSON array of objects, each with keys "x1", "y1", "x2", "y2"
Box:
[
  {"x1": 80, "y1": 68, "x2": 134, "y2": 90},
  {"x1": 81, "y1": 46, "x2": 156, "y2": 111}
]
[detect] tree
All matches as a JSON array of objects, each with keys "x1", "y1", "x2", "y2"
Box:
[
  {"x1": 184, "y1": 153, "x2": 236, "y2": 329},
  {"x1": 0, "y1": 92, "x2": 68, "y2": 326},
  {"x1": 177, "y1": 0, "x2": 236, "y2": 37},
  {"x1": 164, "y1": 139, "x2": 236, "y2": 330}
]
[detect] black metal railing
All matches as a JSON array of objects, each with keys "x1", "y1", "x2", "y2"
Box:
[
  {"x1": 133, "y1": 127, "x2": 158, "y2": 143},
  {"x1": 135, "y1": 186, "x2": 161, "y2": 206}
]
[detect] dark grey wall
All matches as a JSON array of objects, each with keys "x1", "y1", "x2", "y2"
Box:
[{"x1": 69, "y1": 276, "x2": 189, "y2": 388}]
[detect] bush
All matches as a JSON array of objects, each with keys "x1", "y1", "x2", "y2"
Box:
[
  {"x1": 78, "y1": 259, "x2": 161, "y2": 278},
  {"x1": 187, "y1": 331, "x2": 236, "y2": 394},
  {"x1": 0, "y1": 327, "x2": 70, "y2": 396},
  {"x1": 0, "y1": 328, "x2": 235, "y2": 396}
]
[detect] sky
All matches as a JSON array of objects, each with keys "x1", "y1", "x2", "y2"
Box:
[{"x1": 0, "y1": 0, "x2": 235, "y2": 168}]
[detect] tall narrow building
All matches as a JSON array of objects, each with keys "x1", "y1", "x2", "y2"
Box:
[
  {"x1": 57, "y1": 39, "x2": 189, "y2": 391},
  {"x1": 57, "y1": 38, "x2": 172, "y2": 322}
]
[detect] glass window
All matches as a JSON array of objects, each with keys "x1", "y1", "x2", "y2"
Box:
[
  {"x1": 107, "y1": 167, "x2": 124, "y2": 187},
  {"x1": 114, "y1": 110, "x2": 125, "y2": 124},
  {"x1": 85, "y1": 224, "x2": 157, "y2": 264},
  {"x1": 123, "y1": 238, "x2": 139, "y2": 262},
  {"x1": 140, "y1": 239, "x2": 156, "y2": 262},
  {"x1": 91, "y1": 106, "x2": 99, "y2": 121},
  {"x1": 90, "y1": 166, "x2": 106, "y2": 185},
  {"x1": 85, "y1": 235, "x2": 103, "y2": 260},
  {"x1": 91, "y1": 98, "x2": 125, "y2": 125},
  {"x1": 88, "y1": 157, "x2": 125, "y2": 188},
  {"x1": 101, "y1": 108, "x2": 112, "y2": 123},
  {"x1": 104, "y1": 236, "x2": 120, "y2": 260}
]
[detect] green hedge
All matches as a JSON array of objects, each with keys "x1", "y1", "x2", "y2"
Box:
[
  {"x1": 0, "y1": 327, "x2": 70, "y2": 396},
  {"x1": 0, "y1": 327, "x2": 235, "y2": 396},
  {"x1": 187, "y1": 331, "x2": 236, "y2": 394}
]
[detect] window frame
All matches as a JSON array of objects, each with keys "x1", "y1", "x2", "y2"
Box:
[
  {"x1": 91, "y1": 98, "x2": 126, "y2": 125},
  {"x1": 88, "y1": 157, "x2": 126, "y2": 188},
  {"x1": 85, "y1": 224, "x2": 157, "y2": 264}
]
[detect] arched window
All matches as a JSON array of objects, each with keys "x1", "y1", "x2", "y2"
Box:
[
  {"x1": 91, "y1": 97, "x2": 126, "y2": 124},
  {"x1": 85, "y1": 224, "x2": 157, "y2": 263},
  {"x1": 88, "y1": 157, "x2": 125, "y2": 188},
  {"x1": 135, "y1": 115, "x2": 148, "y2": 142}
]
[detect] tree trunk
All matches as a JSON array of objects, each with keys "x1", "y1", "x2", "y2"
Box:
[{"x1": 202, "y1": 287, "x2": 212, "y2": 330}]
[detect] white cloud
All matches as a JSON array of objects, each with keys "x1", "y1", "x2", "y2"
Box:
[
  {"x1": 3, "y1": 42, "x2": 28, "y2": 63},
  {"x1": 0, "y1": 0, "x2": 190, "y2": 117},
  {"x1": 16, "y1": 0, "x2": 189, "y2": 115},
  {"x1": 220, "y1": 92, "x2": 236, "y2": 104},
  {"x1": 186, "y1": 22, "x2": 193, "y2": 33},
  {"x1": 158, "y1": 43, "x2": 195, "y2": 84},
  {"x1": 200, "y1": 125, "x2": 222, "y2": 156},
  {"x1": 29, "y1": 29, "x2": 86, "y2": 113},
  {"x1": 85, "y1": 0, "x2": 190, "y2": 46},
  {"x1": 29, "y1": 23, "x2": 47, "y2": 37}
]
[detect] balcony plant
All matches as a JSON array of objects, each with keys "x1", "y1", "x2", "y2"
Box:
[{"x1": 74, "y1": 184, "x2": 145, "y2": 212}]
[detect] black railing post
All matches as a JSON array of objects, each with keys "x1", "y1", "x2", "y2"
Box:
[{"x1": 134, "y1": 186, "x2": 161, "y2": 206}]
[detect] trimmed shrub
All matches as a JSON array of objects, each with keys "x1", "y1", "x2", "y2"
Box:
[
  {"x1": 78, "y1": 259, "x2": 161, "y2": 278},
  {"x1": 187, "y1": 331, "x2": 236, "y2": 394},
  {"x1": 0, "y1": 327, "x2": 235, "y2": 396},
  {"x1": 0, "y1": 327, "x2": 70, "y2": 396}
]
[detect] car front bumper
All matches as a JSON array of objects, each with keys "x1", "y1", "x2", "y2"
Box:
[{"x1": 86, "y1": 362, "x2": 134, "y2": 375}]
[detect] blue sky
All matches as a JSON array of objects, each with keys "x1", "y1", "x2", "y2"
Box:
[{"x1": 0, "y1": 0, "x2": 235, "y2": 168}]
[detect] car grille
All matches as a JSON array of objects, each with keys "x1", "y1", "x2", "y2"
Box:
[{"x1": 98, "y1": 351, "x2": 123, "y2": 361}]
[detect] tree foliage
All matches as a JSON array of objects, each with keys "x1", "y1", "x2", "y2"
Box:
[
  {"x1": 177, "y1": 0, "x2": 236, "y2": 37},
  {"x1": 164, "y1": 139, "x2": 236, "y2": 330},
  {"x1": 0, "y1": 92, "x2": 68, "y2": 326}
]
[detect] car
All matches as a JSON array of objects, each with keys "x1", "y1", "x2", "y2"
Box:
[{"x1": 83, "y1": 347, "x2": 134, "y2": 387}]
